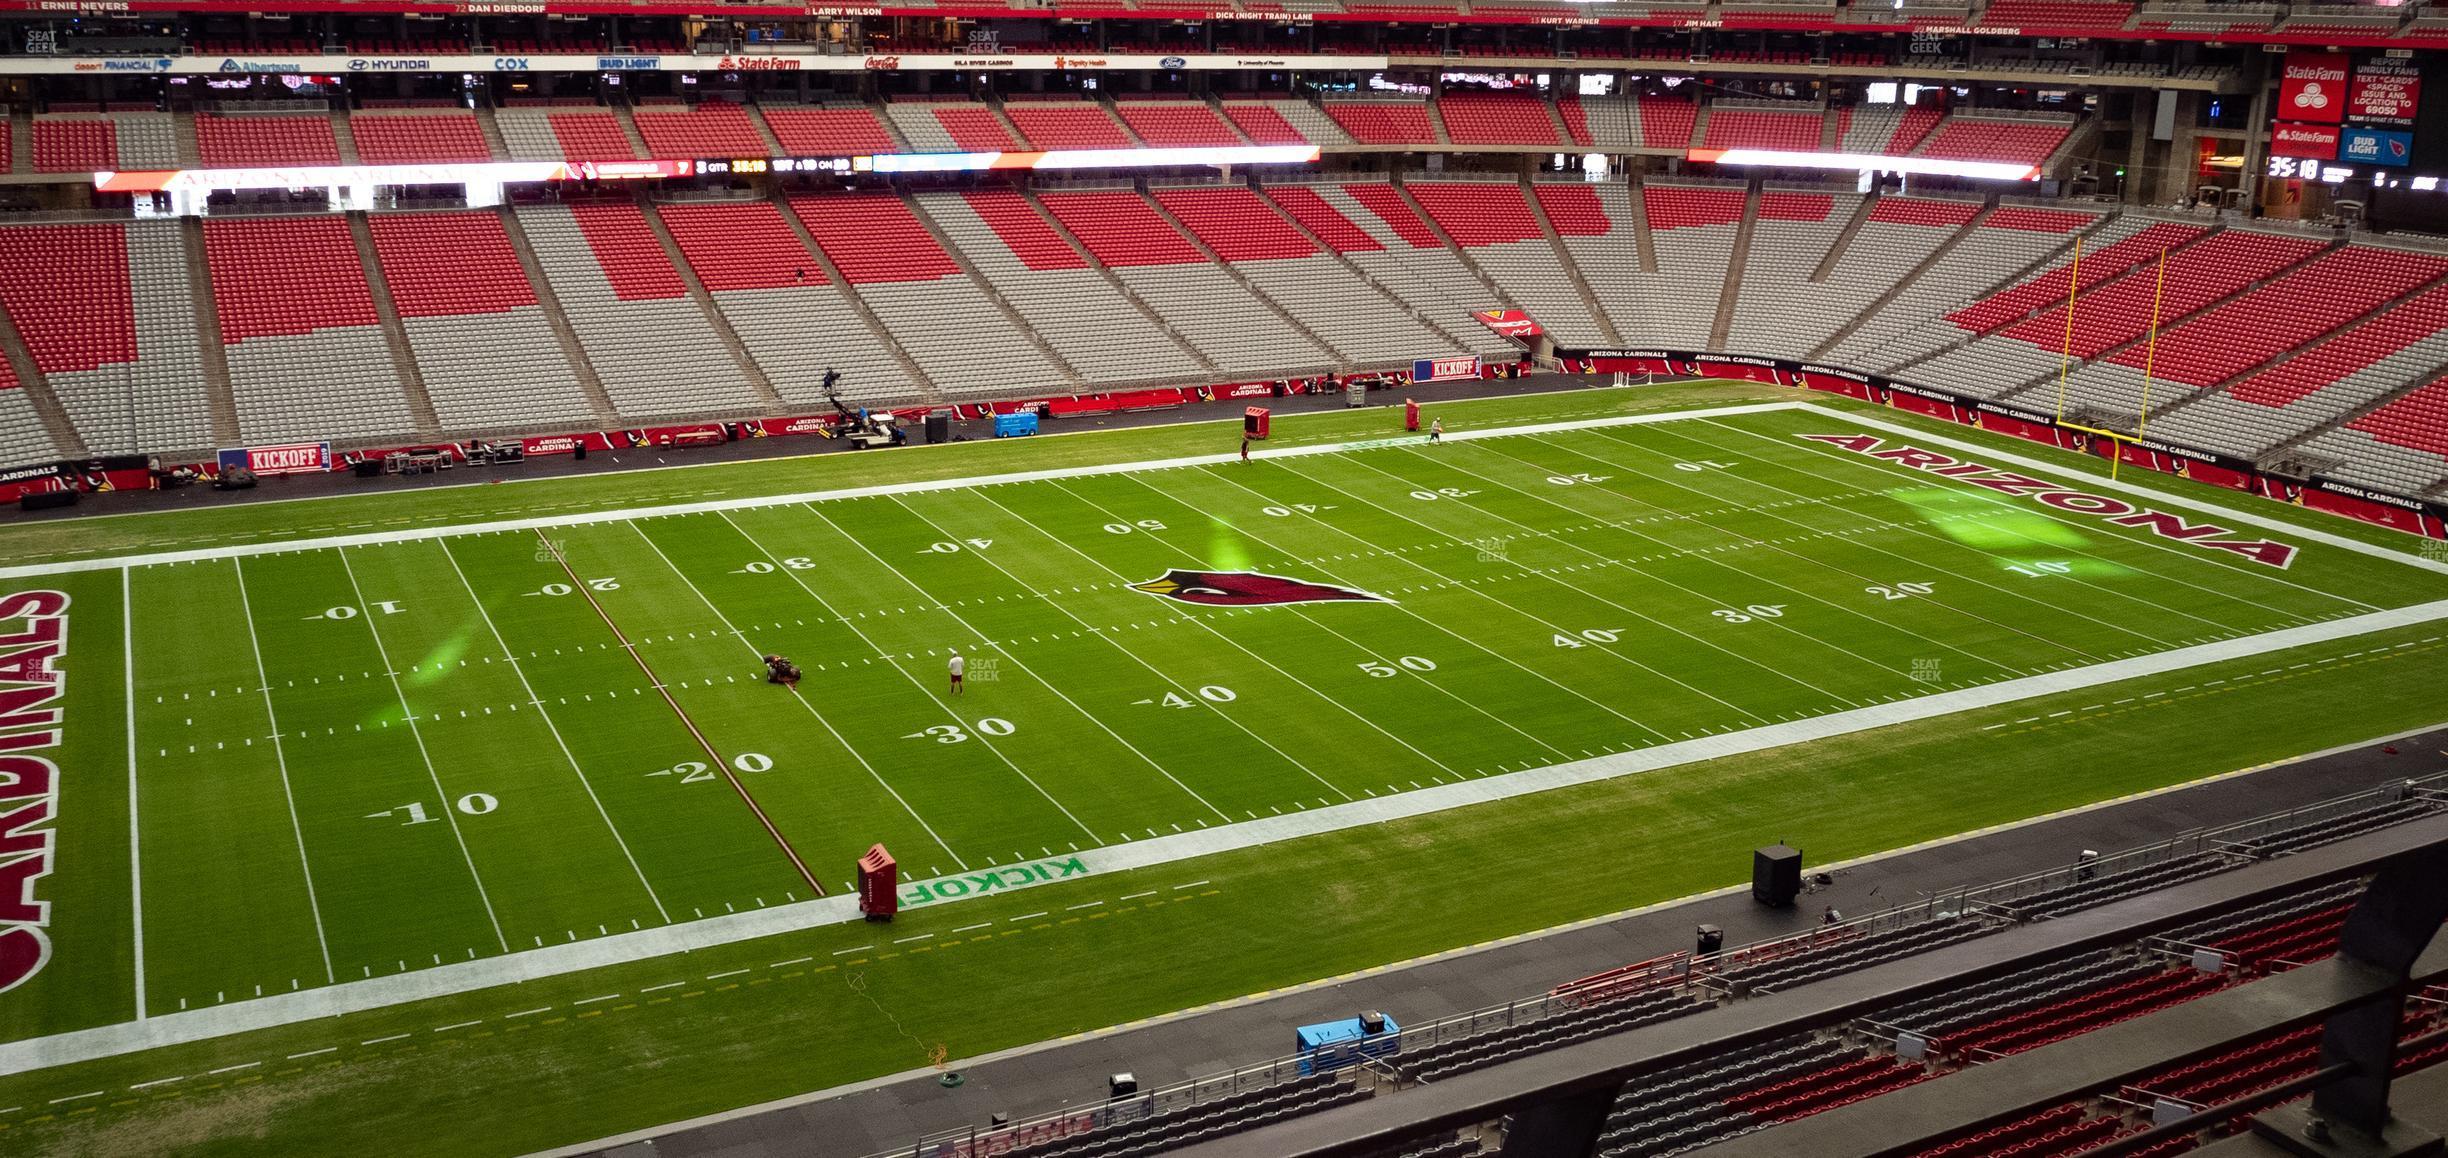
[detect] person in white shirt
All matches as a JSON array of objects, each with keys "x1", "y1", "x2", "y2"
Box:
[{"x1": 948, "y1": 650, "x2": 965, "y2": 695}]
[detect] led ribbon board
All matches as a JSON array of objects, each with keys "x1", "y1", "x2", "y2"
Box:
[
  {"x1": 1686, "y1": 148, "x2": 2044, "y2": 182},
  {"x1": 96, "y1": 146, "x2": 1323, "y2": 193}
]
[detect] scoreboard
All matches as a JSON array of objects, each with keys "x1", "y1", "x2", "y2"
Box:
[{"x1": 695, "y1": 156, "x2": 866, "y2": 177}]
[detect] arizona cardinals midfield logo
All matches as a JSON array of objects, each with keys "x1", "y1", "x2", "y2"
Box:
[{"x1": 1130, "y1": 569, "x2": 1388, "y2": 607}]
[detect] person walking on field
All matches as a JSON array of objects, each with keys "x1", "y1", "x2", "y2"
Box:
[
  {"x1": 948, "y1": 650, "x2": 965, "y2": 695},
  {"x1": 1429, "y1": 417, "x2": 1444, "y2": 443},
  {"x1": 1240, "y1": 434, "x2": 1251, "y2": 463}
]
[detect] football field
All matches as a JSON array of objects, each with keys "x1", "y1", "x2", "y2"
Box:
[{"x1": 6, "y1": 396, "x2": 2448, "y2": 1077}]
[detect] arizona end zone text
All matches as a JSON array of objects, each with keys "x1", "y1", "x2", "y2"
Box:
[
  {"x1": 1799, "y1": 434, "x2": 2302, "y2": 568},
  {"x1": 0, "y1": 589, "x2": 67, "y2": 995}
]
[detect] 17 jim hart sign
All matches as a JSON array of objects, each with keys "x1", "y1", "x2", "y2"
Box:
[{"x1": 0, "y1": 589, "x2": 69, "y2": 995}]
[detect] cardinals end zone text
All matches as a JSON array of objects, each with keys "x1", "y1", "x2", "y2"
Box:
[
  {"x1": 1800, "y1": 434, "x2": 2299, "y2": 568},
  {"x1": 0, "y1": 589, "x2": 68, "y2": 995}
]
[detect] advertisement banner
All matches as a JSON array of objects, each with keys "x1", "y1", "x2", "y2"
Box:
[
  {"x1": 1413, "y1": 355, "x2": 1483, "y2": 383},
  {"x1": 518, "y1": 431, "x2": 616, "y2": 456},
  {"x1": 217, "y1": 441, "x2": 331, "y2": 476},
  {"x1": 2270, "y1": 122, "x2": 2342, "y2": 161},
  {"x1": 1694, "y1": 357, "x2": 1789, "y2": 386},
  {"x1": 0, "y1": 50, "x2": 1395, "y2": 77},
  {"x1": 2278, "y1": 51, "x2": 2351, "y2": 124},
  {"x1": 2339, "y1": 126, "x2": 2414, "y2": 168},
  {"x1": 2349, "y1": 57, "x2": 2423, "y2": 126},
  {"x1": 1472, "y1": 309, "x2": 1545, "y2": 340}
]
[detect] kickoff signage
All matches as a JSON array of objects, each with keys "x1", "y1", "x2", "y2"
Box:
[
  {"x1": 218, "y1": 441, "x2": 332, "y2": 476},
  {"x1": 1413, "y1": 355, "x2": 1483, "y2": 382}
]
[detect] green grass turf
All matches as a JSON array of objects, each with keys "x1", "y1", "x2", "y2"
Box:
[{"x1": 2, "y1": 384, "x2": 2445, "y2": 1155}]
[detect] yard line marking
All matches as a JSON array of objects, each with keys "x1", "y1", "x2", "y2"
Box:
[
  {"x1": 206, "y1": 1062, "x2": 258, "y2": 1075},
  {"x1": 539, "y1": 528, "x2": 824, "y2": 898},
  {"x1": 951, "y1": 923, "x2": 992, "y2": 934},
  {"x1": 230, "y1": 557, "x2": 336, "y2": 985},
  {"x1": 436, "y1": 538, "x2": 670, "y2": 924},
  {"x1": 504, "y1": 1007, "x2": 553, "y2": 1019},
  {"x1": 831, "y1": 945, "x2": 873, "y2": 956},
  {"x1": 1065, "y1": 901, "x2": 1103, "y2": 911},
  {"x1": 807, "y1": 501, "x2": 1161, "y2": 837},
  {"x1": 130, "y1": 1076, "x2": 183, "y2": 1090},
  {"x1": 909, "y1": 491, "x2": 1350, "y2": 813},
  {"x1": 1042, "y1": 479, "x2": 1478, "y2": 789},
  {"x1": 1183, "y1": 471, "x2": 1657, "y2": 743},
  {"x1": 705, "y1": 511, "x2": 978, "y2": 868},
  {"x1": 892, "y1": 934, "x2": 934, "y2": 944},
  {"x1": 1117, "y1": 893, "x2": 1157, "y2": 902},
  {"x1": 49, "y1": 1091, "x2": 101, "y2": 1104},
  {"x1": 336, "y1": 548, "x2": 510, "y2": 954},
  {"x1": 1610, "y1": 423, "x2": 2197, "y2": 654},
  {"x1": 286, "y1": 1047, "x2": 337, "y2": 1059},
  {"x1": 12, "y1": 418, "x2": 2448, "y2": 1076},
  {"x1": 122, "y1": 568, "x2": 145, "y2": 1021},
  {"x1": 361, "y1": 1033, "x2": 410, "y2": 1046},
  {"x1": 1756, "y1": 407, "x2": 2401, "y2": 609},
  {"x1": 576, "y1": 993, "x2": 625, "y2": 1004},
  {"x1": 1172, "y1": 881, "x2": 1209, "y2": 889},
  {"x1": 1669, "y1": 421, "x2": 2277, "y2": 635},
  {"x1": 1488, "y1": 436, "x2": 2046, "y2": 674},
  {"x1": 770, "y1": 957, "x2": 813, "y2": 968},
  {"x1": 433, "y1": 1021, "x2": 482, "y2": 1033},
  {"x1": 1010, "y1": 912, "x2": 1047, "y2": 922},
  {"x1": 1274, "y1": 456, "x2": 1761, "y2": 728},
  {"x1": 1359, "y1": 449, "x2": 1874, "y2": 708},
  {"x1": 640, "y1": 982, "x2": 683, "y2": 993},
  {"x1": 1404, "y1": 443, "x2": 1953, "y2": 684}
]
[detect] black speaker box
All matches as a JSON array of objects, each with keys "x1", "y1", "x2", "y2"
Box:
[
  {"x1": 924, "y1": 413, "x2": 950, "y2": 444},
  {"x1": 1753, "y1": 844, "x2": 1802, "y2": 908},
  {"x1": 18, "y1": 489, "x2": 77, "y2": 511},
  {"x1": 353, "y1": 460, "x2": 383, "y2": 478}
]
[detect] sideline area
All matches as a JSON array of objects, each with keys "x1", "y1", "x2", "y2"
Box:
[
  {"x1": 550, "y1": 725, "x2": 2448, "y2": 1157},
  {"x1": 6, "y1": 398, "x2": 2445, "y2": 1077}
]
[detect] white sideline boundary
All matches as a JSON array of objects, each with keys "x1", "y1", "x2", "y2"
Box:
[
  {"x1": 15, "y1": 383, "x2": 1629, "y2": 529},
  {"x1": 8, "y1": 598, "x2": 2448, "y2": 1076},
  {"x1": 6, "y1": 398, "x2": 2447, "y2": 1077},
  {"x1": 538, "y1": 717, "x2": 2448, "y2": 1158}
]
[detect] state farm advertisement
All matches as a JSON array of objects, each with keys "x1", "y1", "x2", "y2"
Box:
[
  {"x1": 2279, "y1": 51, "x2": 2350, "y2": 125},
  {"x1": 2271, "y1": 122, "x2": 2342, "y2": 161},
  {"x1": 2350, "y1": 57, "x2": 2423, "y2": 126}
]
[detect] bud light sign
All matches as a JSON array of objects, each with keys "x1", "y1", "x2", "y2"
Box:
[
  {"x1": 219, "y1": 441, "x2": 333, "y2": 476},
  {"x1": 2339, "y1": 126, "x2": 2413, "y2": 168}
]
